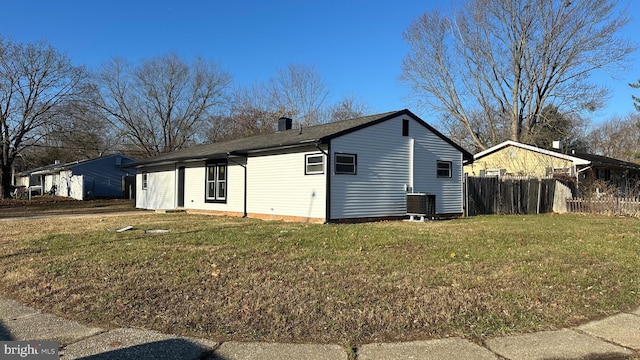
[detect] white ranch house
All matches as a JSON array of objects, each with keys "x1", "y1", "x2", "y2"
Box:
[{"x1": 131, "y1": 110, "x2": 472, "y2": 223}]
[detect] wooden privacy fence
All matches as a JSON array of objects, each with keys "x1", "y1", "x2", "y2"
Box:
[
  {"x1": 465, "y1": 176, "x2": 557, "y2": 216},
  {"x1": 566, "y1": 197, "x2": 640, "y2": 217}
]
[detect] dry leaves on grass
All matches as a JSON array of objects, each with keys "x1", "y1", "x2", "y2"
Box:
[{"x1": 0, "y1": 212, "x2": 639, "y2": 344}]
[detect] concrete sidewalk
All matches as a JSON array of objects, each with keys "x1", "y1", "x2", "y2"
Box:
[{"x1": 1, "y1": 297, "x2": 638, "y2": 359}]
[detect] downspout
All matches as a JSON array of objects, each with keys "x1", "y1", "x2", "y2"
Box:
[
  {"x1": 409, "y1": 138, "x2": 414, "y2": 193},
  {"x1": 314, "y1": 143, "x2": 328, "y2": 156},
  {"x1": 316, "y1": 142, "x2": 330, "y2": 223},
  {"x1": 227, "y1": 153, "x2": 248, "y2": 218}
]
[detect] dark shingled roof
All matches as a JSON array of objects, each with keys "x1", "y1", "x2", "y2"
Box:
[
  {"x1": 559, "y1": 150, "x2": 640, "y2": 171},
  {"x1": 132, "y1": 109, "x2": 472, "y2": 167}
]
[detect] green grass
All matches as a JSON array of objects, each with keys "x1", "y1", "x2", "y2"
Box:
[{"x1": 1, "y1": 210, "x2": 639, "y2": 345}]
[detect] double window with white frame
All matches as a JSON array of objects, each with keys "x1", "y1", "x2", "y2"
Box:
[
  {"x1": 205, "y1": 161, "x2": 227, "y2": 202},
  {"x1": 305, "y1": 154, "x2": 325, "y2": 175}
]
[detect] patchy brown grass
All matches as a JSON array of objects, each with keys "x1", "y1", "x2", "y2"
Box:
[
  {"x1": 0, "y1": 211, "x2": 639, "y2": 346},
  {"x1": 0, "y1": 197, "x2": 137, "y2": 218}
]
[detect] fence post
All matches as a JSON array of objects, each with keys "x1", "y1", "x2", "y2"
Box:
[
  {"x1": 463, "y1": 174, "x2": 468, "y2": 217},
  {"x1": 536, "y1": 180, "x2": 542, "y2": 214}
]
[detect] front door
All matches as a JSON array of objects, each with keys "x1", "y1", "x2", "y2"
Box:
[{"x1": 177, "y1": 167, "x2": 185, "y2": 207}]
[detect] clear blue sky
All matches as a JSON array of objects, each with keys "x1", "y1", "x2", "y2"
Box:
[{"x1": 2, "y1": 0, "x2": 638, "y2": 127}]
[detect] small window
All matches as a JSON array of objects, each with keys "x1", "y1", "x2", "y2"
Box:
[
  {"x1": 141, "y1": 172, "x2": 148, "y2": 190},
  {"x1": 437, "y1": 161, "x2": 452, "y2": 178},
  {"x1": 335, "y1": 153, "x2": 357, "y2": 175},
  {"x1": 402, "y1": 119, "x2": 409, "y2": 136},
  {"x1": 305, "y1": 154, "x2": 324, "y2": 175},
  {"x1": 205, "y1": 162, "x2": 227, "y2": 202}
]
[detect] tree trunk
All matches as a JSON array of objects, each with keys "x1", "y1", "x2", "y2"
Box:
[{"x1": 0, "y1": 164, "x2": 12, "y2": 199}]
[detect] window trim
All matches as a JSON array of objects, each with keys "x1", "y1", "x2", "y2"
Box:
[
  {"x1": 334, "y1": 153, "x2": 357, "y2": 175},
  {"x1": 205, "y1": 161, "x2": 228, "y2": 203},
  {"x1": 437, "y1": 160, "x2": 452, "y2": 178},
  {"x1": 141, "y1": 172, "x2": 148, "y2": 190},
  {"x1": 305, "y1": 153, "x2": 325, "y2": 175}
]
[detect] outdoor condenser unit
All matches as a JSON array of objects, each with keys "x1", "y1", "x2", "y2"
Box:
[{"x1": 406, "y1": 193, "x2": 436, "y2": 221}]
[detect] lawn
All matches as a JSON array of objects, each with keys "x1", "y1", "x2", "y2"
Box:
[
  {"x1": 0, "y1": 197, "x2": 137, "y2": 218},
  {"x1": 0, "y1": 207, "x2": 639, "y2": 346}
]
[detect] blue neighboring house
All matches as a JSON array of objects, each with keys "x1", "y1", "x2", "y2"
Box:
[{"x1": 14, "y1": 154, "x2": 136, "y2": 200}]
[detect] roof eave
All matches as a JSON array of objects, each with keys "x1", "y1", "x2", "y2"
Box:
[{"x1": 475, "y1": 140, "x2": 591, "y2": 165}]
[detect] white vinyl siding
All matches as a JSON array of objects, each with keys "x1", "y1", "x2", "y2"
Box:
[
  {"x1": 330, "y1": 117, "x2": 410, "y2": 219},
  {"x1": 136, "y1": 164, "x2": 176, "y2": 210},
  {"x1": 179, "y1": 160, "x2": 245, "y2": 213},
  {"x1": 330, "y1": 115, "x2": 465, "y2": 219},
  {"x1": 247, "y1": 148, "x2": 326, "y2": 220},
  {"x1": 413, "y1": 126, "x2": 464, "y2": 214}
]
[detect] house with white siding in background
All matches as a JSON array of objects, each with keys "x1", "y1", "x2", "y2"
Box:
[
  {"x1": 130, "y1": 109, "x2": 473, "y2": 223},
  {"x1": 15, "y1": 154, "x2": 136, "y2": 200}
]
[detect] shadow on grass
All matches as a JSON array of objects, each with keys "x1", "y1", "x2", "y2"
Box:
[
  {"x1": 0, "y1": 319, "x2": 14, "y2": 340},
  {"x1": 76, "y1": 338, "x2": 223, "y2": 360}
]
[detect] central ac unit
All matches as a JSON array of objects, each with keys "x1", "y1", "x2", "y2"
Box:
[{"x1": 406, "y1": 193, "x2": 436, "y2": 221}]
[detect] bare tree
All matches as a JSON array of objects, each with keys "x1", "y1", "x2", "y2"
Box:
[
  {"x1": 206, "y1": 83, "x2": 282, "y2": 142},
  {"x1": 92, "y1": 53, "x2": 232, "y2": 158},
  {"x1": 586, "y1": 113, "x2": 640, "y2": 163},
  {"x1": 402, "y1": 0, "x2": 635, "y2": 150},
  {"x1": 269, "y1": 64, "x2": 330, "y2": 127},
  {"x1": 631, "y1": 79, "x2": 640, "y2": 111},
  {"x1": 326, "y1": 95, "x2": 370, "y2": 122},
  {"x1": 37, "y1": 100, "x2": 117, "y2": 163},
  {"x1": 0, "y1": 38, "x2": 87, "y2": 198}
]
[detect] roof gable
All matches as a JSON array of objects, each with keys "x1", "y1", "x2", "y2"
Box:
[
  {"x1": 474, "y1": 140, "x2": 640, "y2": 171},
  {"x1": 474, "y1": 141, "x2": 590, "y2": 165}
]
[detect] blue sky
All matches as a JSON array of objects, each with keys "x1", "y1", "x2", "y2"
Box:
[{"x1": 2, "y1": 0, "x2": 638, "y2": 127}]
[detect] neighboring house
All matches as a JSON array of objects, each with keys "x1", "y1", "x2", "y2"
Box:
[
  {"x1": 15, "y1": 154, "x2": 137, "y2": 200},
  {"x1": 131, "y1": 109, "x2": 473, "y2": 223},
  {"x1": 13, "y1": 163, "x2": 58, "y2": 195},
  {"x1": 465, "y1": 140, "x2": 640, "y2": 191}
]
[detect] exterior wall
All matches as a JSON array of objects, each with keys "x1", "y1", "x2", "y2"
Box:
[
  {"x1": 329, "y1": 115, "x2": 464, "y2": 219},
  {"x1": 57, "y1": 170, "x2": 85, "y2": 200},
  {"x1": 136, "y1": 164, "x2": 176, "y2": 209},
  {"x1": 246, "y1": 147, "x2": 327, "y2": 221},
  {"x1": 44, "y1": 174, "x2": 60, "y2": 195},
  {"x1": 135, "y1": 151, "x2": 327, "y2": 221},
  {"x1": 464, "y1": 146, "x2": 574, "y2": 177},
  {"x1": 15, "y1": 176, "x2": 30, "y2": 187},
  {"x1": 72, "y1": 155, "x2": 136, "y2": 198},
  {"x1": 413, "y1": 126, "x2": 465, "y2": 214},
  {"x1": 330, "y1": 119, "x2": 408, "y2": 219},
  {"x1": 179, "y1": 159, "x2": 246, "y2": 214}
]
